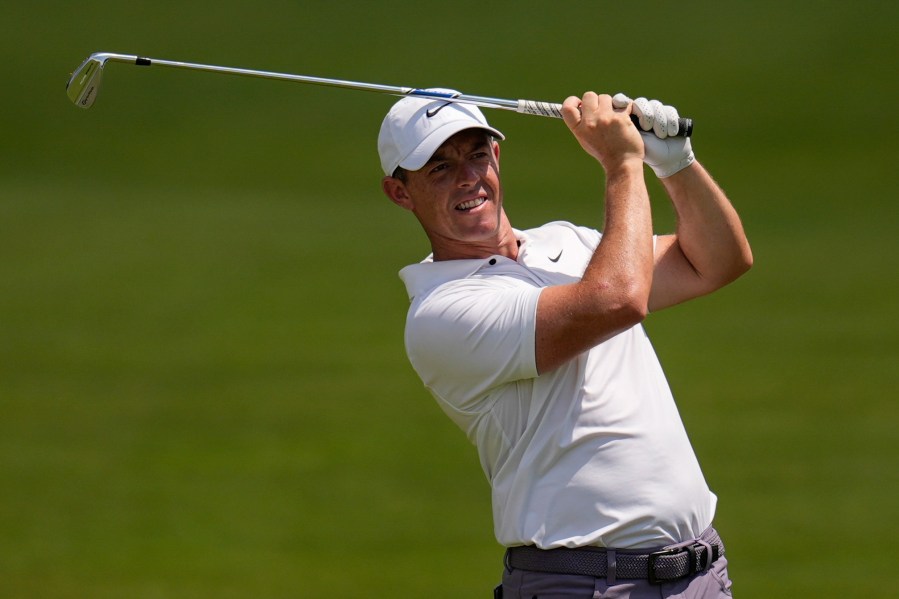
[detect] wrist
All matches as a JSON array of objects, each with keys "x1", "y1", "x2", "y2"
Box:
[
  {"x1": 642, "y1": 133, "x2": 694, "y2": 178},
  {"x1": 659, "y1": 160, "x2": 702, "y2": 193},
  {"x1": 603, "y1": 158, "x2": 645, "y2": 180},
  {"x1": 652, "y1": 152, "x2": 695, "y2": 178}
]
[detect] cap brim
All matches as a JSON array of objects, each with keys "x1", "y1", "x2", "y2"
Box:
[{"x1": 398, "y1": 122, "x2": 505, "y2": 173}]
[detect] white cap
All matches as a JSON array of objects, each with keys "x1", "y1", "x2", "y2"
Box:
[{"x1": 378, "y1": 89, "x2": 505, "y2": 176}]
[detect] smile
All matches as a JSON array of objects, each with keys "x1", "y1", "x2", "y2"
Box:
[{"x1": 456, "y1": 197, "x2": 487, "y2": 211}]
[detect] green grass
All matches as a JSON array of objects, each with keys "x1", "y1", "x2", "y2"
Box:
[
  {"x1": 2, "y1": 1, "x2": 898, "y2": 596},
  {"x1": 0, "y1": 184, "x2": 497, "y2": 597}
]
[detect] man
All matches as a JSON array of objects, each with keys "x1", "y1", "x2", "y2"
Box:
[{"x1": 379, "y1": 90, "x2": 752, "y2": 598}]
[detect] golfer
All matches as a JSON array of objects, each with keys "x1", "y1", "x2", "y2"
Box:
[{"x1": 379, "y1": 90, "x2": 752, "y2": 598}]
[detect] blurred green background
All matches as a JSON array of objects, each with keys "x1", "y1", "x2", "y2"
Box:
[{"x1": 2, "y1": 1, "x2": 897, "y2": 597}]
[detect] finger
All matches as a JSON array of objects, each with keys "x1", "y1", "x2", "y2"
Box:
[
  {"x1": 560, "y1": 95, "x2": 583, "y2": 129},
  {"x1": 633, "y1": 97, "x2": 653, "y2": 131},
  {"x1": 595, "y1": 93, "x2": 614, "y2": 112},
  {"x1": 581, "y1": 91, "x2": 600, "y2": 114},
  {"x1": 611, "y1": 92, "x2": 632, "y2": 109},
  {"x1": 662, "y1": 104, "x2": 680, "y2": 138},
  {"x1": 571, "y1": 92, "x2": 600, "y2": 127},
  {"x1": 647, "y1": 99, "x2": 667, "y2": 139}
]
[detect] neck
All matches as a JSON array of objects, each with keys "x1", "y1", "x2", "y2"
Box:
[{"x1": 431, "y1": 214, "x2": 519, "y2": 262}]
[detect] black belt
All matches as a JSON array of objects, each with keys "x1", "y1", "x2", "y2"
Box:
[{"x1": 505, "y1": 531, "x2": 724, "y2": 585}]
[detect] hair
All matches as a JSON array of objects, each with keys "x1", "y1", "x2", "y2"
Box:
[
  {"x1": 391, "y1": 166, "x2": 408, "y2": 182},
  {"x1": 390, "y1": 132, "x2": 496, "y2": 183}
]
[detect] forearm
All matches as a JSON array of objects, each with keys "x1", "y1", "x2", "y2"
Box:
[
  {"x1": 536, "y1": 162, "x2": 652, "y2": 373},
  {"x1": 585, "y1": 163, "x2": 654, "y2": 304},
  {"x1": 661, "y1": 161, "x2": 752, "y2": 283}
]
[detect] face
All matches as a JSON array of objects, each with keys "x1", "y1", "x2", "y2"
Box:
[{"x1": 382, "y1": 129, "x2": 510, "y2": 260}]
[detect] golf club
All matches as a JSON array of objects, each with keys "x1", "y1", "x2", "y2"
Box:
[{"x1": 66, "y1": 52, "x2": 693, "y2": 137}]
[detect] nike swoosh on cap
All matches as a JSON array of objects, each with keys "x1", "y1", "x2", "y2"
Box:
[{"x1": 426, "y1": 102, "x2": 452, "y2": 117}]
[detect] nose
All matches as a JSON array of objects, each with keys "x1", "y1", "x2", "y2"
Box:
[{"x1": 456, "y1": 162, "x2": 479, "y2": 187}]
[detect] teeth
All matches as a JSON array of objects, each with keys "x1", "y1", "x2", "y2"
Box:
[{"x1": 457, "y1": 197, "x2": 486, "y2": 210}]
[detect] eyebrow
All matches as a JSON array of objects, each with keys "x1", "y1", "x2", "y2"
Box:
[{"x1": 427, "y1": 134, "x2": 491, "y2": 165}]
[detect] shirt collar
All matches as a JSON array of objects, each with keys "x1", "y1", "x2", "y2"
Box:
[
  {"x1": 399, "y1": 229, "x2": 533, "y2": 301},
  {"x1": 399, "y1": 259, "x2": 484, "y2": 300}
]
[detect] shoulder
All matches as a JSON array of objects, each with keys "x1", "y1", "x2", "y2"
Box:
[
  {"x1": 410, "y1": 261, "x2": 541, "y2": 321},
  {"x1": 399, "y1": 258, "x2": 485, "y2": 301},
  {"x1": 523, "y1": 221, "x2": 602, "y2": 249}
]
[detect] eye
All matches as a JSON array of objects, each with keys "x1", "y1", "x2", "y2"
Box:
[
  {"x1": 429, "y1": 162, "x2": 449, "y2": 174},
  {"x1": 471, "y1": 144, "x2": 493, "y2": 161}
]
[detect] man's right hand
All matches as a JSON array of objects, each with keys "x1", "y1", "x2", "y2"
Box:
[{"x1": 560, "y1": 92, "x2": 645, "y2": 173}]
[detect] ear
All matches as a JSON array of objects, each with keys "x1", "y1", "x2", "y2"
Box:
[
  {"x1": 382, "y1": 176, "x2": 414, "y2": 211},
  {"x1": 492, "y1": 139, "x2": 501, "y2": 170}
]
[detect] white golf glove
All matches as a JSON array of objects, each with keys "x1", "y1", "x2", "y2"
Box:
[{"x1": 613, "y1": 93, "x2": 694, "y2": 178}]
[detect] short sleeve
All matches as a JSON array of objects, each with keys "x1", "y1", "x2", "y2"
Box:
[{"x1": 405, "y1": 276, "x2": 541, "y2": 414}]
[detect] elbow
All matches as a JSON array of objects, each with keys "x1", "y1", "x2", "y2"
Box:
[
  {"x1": 575, "y1": 278, "x2": 650, "y2": 333},
  {"x1": 609, "y1": 281, "x2": 651, "y2": 327},
  {"x1": 733, "y1": 243, "x2": 754, "y2": 279},
  {"x1": 622, "y1": 297, "x2": 650, "y2": 325},
  {"x1": 714, "y1": 255, "x2": 752, "y2": 290},
  {"x1": 716, "y1": 242, "x2": 753, "y2": 286},
  {"x1": 743, "y1": 245, "x2": 754, "y2": 272},
  {"x1": 608, "y1": 302, "x2": 649, "y2": 333}
]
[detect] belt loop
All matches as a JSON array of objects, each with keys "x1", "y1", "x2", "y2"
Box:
[
  {"x1": 694, "y1": 540, "x2": 713, "y2": 572},
  {"x1": 606, "y1": 549, "x2": 617, "y2": 585}
]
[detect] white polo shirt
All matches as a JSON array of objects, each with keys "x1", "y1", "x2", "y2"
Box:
[{"x1": 399, "y1": 221, "x2": 716, "y2": 549}]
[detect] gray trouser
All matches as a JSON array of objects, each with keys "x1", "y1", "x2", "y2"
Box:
[{"x1": 498, "y1": 528, "x2": 733, "y2": 598}]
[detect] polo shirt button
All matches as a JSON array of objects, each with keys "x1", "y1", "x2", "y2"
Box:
[{"x1": 489, "y1": 258, "x2": 497, "y2": 265}]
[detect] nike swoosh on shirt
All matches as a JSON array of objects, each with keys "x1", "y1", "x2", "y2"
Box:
[{"x1": 549, "y1": 250, "x2": 563, "y2": 263}]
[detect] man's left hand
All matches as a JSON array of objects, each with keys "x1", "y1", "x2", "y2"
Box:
[{"x1": 613, "y1": 93, "x2": 695, "y2": 178}]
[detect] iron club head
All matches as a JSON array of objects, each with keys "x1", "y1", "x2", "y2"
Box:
[{"x1": 66, "y1": 53, "x2": 108, "y2": 108}]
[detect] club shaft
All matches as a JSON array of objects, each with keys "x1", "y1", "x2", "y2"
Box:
[
  {"x1": 100, "y1": 53, "x2": 524, "y2": 112},
  {"x1": 71, "y1": 53, "x2": 693, "y2": 136}
]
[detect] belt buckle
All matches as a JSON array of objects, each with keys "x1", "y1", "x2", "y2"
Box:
[{"x1": 647, "y1": 547, "x2": 689, "y2": 585}]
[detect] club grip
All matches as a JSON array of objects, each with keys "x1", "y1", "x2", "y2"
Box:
[
  {"x1": 633, "y1": 115, "x2": 693, "y2": 138},
  {"x1": 517, "y1": 100, "x2": 565, "y2": 118},
  {"x1": 516, "y1": 100, "x2": 693, "y2": 138}
]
